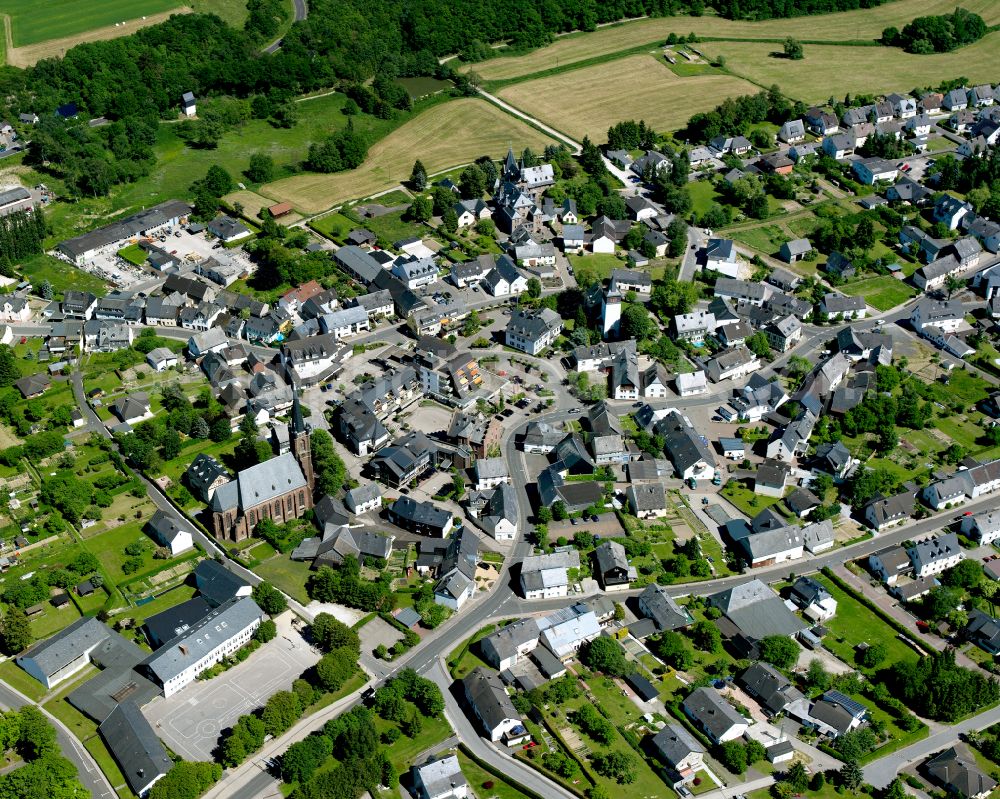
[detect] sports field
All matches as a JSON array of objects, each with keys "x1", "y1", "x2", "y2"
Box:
[
  {"x1": 469, "y1": 0, "x2": 1000, "y2": 81},
  {"x1": 698, "y1": 34, "x2": 1000, "y2": 103},
  {"x1": 260, "y1": 98, "x2": 559, "y2": 214},
  {"x1": 496, "y1": 55, "x2": 756, "y2": 141}
]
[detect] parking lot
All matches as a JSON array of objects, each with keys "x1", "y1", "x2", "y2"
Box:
[
  {"x1": 73, "y1": 226, "x2": 256, "y2": 290},
  {"x1": 142, "y1": 614, "x2": 319, "y2": 761}
]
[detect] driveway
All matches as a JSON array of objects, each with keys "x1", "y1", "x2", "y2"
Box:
[{"x1": 142, "y1": 613, "x2": 319, "y2": 761}]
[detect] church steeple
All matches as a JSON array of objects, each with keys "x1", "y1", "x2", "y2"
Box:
[{"x1": 289, "y1": 394, "x2": 314, "y2": 492}]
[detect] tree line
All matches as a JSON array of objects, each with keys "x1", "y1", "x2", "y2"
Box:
[
  {"x1": 0, "y1": 208, "x2": 46, "y2": 274},
  {"x1": 219, "y1": 613, "x2": 361, "y2": 766},
  {"x1": 882, "y1": 8, "x2": 987, "y2": 54}
]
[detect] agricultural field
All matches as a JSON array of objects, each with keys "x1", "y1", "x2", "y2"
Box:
[
  {"x1": 465, "y1": 0, "x2": 1000, "y2": 81},
  {"x1": 261, "y1": 98, "x2": 558, "y2": 214},
  {"x1": 496, "y1": 55, "x2": 756, "y2": 141},
  {"x1": 1, "y1": 0, "x2": 257, "y2": 66},
  {"x1": 3, "y1": 0, "x2": 180, "y2": 46},
  {"x1": 698, "y1": 35, "x2": 1000, "y2": 104}
]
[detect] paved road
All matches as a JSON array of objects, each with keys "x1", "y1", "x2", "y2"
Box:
[
  {"x1": 262, "y1": 0, "x2": 308, "y2": 53},
  {"x1": 865, "y1": 703, "x2": 1000, "y2": 788},
  {"x1": 0, "y1": 679, "x2": 117, "y2": 799}
]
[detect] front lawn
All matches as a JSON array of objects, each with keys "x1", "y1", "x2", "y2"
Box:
[{"x1": 689, "y1": 179, "x2": 723, "y2": 216}]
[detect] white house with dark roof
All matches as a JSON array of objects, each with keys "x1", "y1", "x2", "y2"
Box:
[
  {"x1": 961, "y1": 510, "x2": 1000, "y2": 546},
  {"x1": 627, "y1": 482, "x2": 668, "y2": 518},
  {"x1": 683, "y1": 687, "x2": 748, "y2": 744},
  {"x1": 412, "y1": 755, "x2": 469, "y2": 799},
  {"x1": 17, "y1": 616, "x2": 112, "y2": 689},
  {"x1": 505, "y1": 308, "x2": 562, "y2": 355},
  {"x1": 704, "y1": 238, "x2": 741, "y2": 278},
  {"x1": 462, "y1": 666, "x2": 528, "y2": 744},
  {"x1": 147, "y1": 510, "x2": 193, "y2": 556},
  {"x1": 908, "y1": 533, "x2": 964, "y2": 578}
]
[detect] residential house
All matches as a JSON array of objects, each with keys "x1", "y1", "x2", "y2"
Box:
[
  {"x1": 779, "y1": 119, "x2": 806, "y2": 143},
  {"x1": 789, "y1": 576, "x2": 838, "y2": 621},
  {"x1": 853, "y1": 157, "x2": 898, "y2": 185},
  {"x1": 961, "y1": 510, "x2": 1000, "y2": 546},
  {"x1": 908, "y1": 533, "x2": 965, "y2": 577},
  {"x1": 505, "y1": 308, "x2": 562, "y2": 355},
  {"x1": 675, "y1": 310, "x2": 717, "y2": 342},
  {"x1": 740, "y1": 662, "x2": 806, "y2": 717},
  {"x1": 965, "y1": 609, "x2": 1000, "y2": 656},
  {"x1": 110, "y1": 393, "x2": 153, "y2": 425},
  {"x1": 705, "y1": 347, "x2": 761, "y2": 383},
  {"x1": 704, "y1": 238, "x2": 741, "y2": 278},
  {"x1": 682, "y1": 687, "x2": 749, "y2": 744},
  {"x1": 659, "y1": 410, "x2": 716, "y2": 482},
  {"x1": 764, "y1": 315, "x2": 802, "y2": 353},
  {"x1": 627, "y1": 483, "x2": 668, "y2": 519},
  {"x1": 186, "y1": 454, "x2": 230, "y2": 502},
  {"x1": 462, "y1": 667, "x2": 529, "y2": 744},
  {"x1": 809, "y1": 691, "x2": 868, "y2": 738},
  {"x1": 412, "y1": 756, "x2": 469, "y2": 799},
  {"x1": 146, "y1": 511, "x2": 193, "y2": 557},
  {"x1": 593, "y1": 541, "x2": 631, "y2": 591},
  {"x1": 520, "y1": 550, "x2": 580, "y2": 599},
  {"x1": 386, "y1": 497, "x2": 454, "y2": 537},
  {"x1": 821, "y1": 293, "x2": 867, "y2": 320},
  {"x1": 676, "y1": 371, "x2": 708, "y2": 397},
  {"x1": 865, "y1": 491, "x2": 916, "y2": 532},
  {"x1": 638, "y1": 584, "x2": 693, "y2": 631},
  {"x1": 926, "y1": 746, "x2": 997, "y2": 799}
]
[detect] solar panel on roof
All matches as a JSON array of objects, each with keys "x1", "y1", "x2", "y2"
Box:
[{"x1": 824, "y1": 689, "x2": 866, "y2": 717}]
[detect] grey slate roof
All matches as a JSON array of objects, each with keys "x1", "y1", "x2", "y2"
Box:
[
  {"x1": 651, "y1": 723, "x2": 705, "y2": 768},
  {"x1": 210, "y1": 452, "x2": 307, "y2": 514},
  {"x1": 99, "y1": 701, "x2": 172, "y2": 796},
  {"x1": 639, "y1": 584, "x2": 693, "y2": 631},
  {"x1": 463, "y1": 666, "x2": 522, "y2": 733},
  {"x1": 683, "y1": 686, "x2": 746, "y2": 740},
  {"x1": 194, "y1": 559, "x2": 251, "y2": 607},
  {"x1": 17, "y1": 616, "x2": 110, "y2": 679},
  {"x1": 141, "y1": 596, "x2": 264, "y2": 684},
  {"x1": 147, "y1": 510, "x2": 192, "y2": 548},
  {"x1": 709, "y1": 579, "x2": 806, "y2": 639}
]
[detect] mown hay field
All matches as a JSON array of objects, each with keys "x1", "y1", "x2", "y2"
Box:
[
  {"x1": 4, "y1": 0, "x2": 180, "y2": 45},
  {"x1": 260, "y1": 98, "x2": 558, "y2": 214},
  {"x1": 496, "y1": 55, "x2": 757, "y2": 141},
  {"x1": 699, "y1": 35, "x2": 1000, "y2": 104},
  {"x1": 469, "y1": 0, "x2": 1000, "y2": 81}
]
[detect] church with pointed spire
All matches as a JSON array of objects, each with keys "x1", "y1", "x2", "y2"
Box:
[{"x1": 209, "y1": 395, "x2": 315, "y2": 542}]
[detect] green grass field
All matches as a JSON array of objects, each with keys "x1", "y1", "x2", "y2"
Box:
[
  {"x1": 4, "y1": 0, "x2": 180, "y2": 46},
  {"x1": 113, "y1": 92, "x2": 391, "y2": 216},
  {"x1": 839, "y1": 275, "x2": 917, "y2": 311},
  {"x1": 731, "y1": 224, "x2": 789, "y2": 255},
  {"x1": 568, "y1": 252, "x2": 628, "y2": 280},
  {"x1": 815, "y1": 574, "x2": 920, "y2": 675},
  {"x1": 253, "y1": 555, "x2": 311, "y2": 604},
  {"x1": 689, "y1": 180, "x2": 723, "y2": 216}
]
